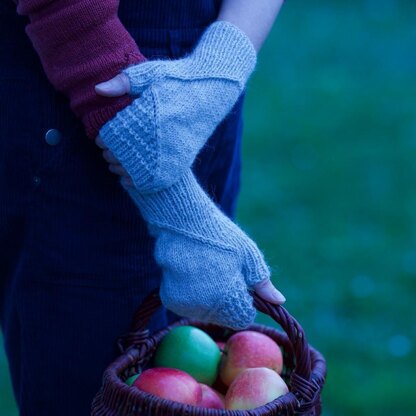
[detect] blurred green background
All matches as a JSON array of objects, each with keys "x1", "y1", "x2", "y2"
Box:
[{"x1": 1, "y1": 0, "x2": 415, "y2": 415}]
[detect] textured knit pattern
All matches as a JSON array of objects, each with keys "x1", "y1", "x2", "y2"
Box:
[
  {"x1": 16, "y1": 0, "x2": 146, "y2": 138},
  {"x1": 124, "y1": 170, "x2": 271, "y2": 329},
  {"x1": 100, "y1": 21, "x2": 256, "y2": 192}
]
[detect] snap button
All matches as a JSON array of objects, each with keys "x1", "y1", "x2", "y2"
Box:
[
  {"x1": 33, "y1": 176, "x2": 41, "y2": 186},
  {"x1": 45, "y1": 128, "x2": 62, "y2": 146}
]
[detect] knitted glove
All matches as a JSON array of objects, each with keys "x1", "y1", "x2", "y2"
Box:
[
  {"x1": 100, "y1": 21, "x2": 256, "y2": 193},
  {"x1": 124, "y1": 170, "x2": 270, "y2": 329}
]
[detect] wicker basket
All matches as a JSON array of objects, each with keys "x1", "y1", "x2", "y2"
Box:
[{"x1": 91, "y1": 289, "x2": 326, "y2": 415}]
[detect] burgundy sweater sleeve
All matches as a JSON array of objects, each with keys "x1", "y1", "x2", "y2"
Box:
[{"x1": 15, "y1": 0, "x2": 146, "y2": 139}]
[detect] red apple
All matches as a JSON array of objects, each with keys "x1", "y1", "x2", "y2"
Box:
[
  {"x1": 134, "y1": 368, "x2": 202, "y2": 405},
  {"x1": 220, "y1": 331, "x2": 283, "y2": 386},
  {"x1": 225, "y1": 367, "x2": 288, "y2": 410},
  {"x1": 216, "y1": 341, "x2": 226, "y2": 352},
  {"x1": 198, "y1": 383, "x2": 225, "y2": 409}
]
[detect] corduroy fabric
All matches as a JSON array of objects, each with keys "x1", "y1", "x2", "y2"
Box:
[
  {"x1": 119, "y1": 0, "x2": 221, "y2": 30},
  {"x1": 0, "y1": 1, "x2": 245, "y2": 414}
]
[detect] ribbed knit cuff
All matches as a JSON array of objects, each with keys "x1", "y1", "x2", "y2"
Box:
[
  {"x1": 99, "y1": 92, "x2": 159, "y2": 189},
  {"x1": 83, "y1": 94, "x2": 134, "y2": 139},
  {"x1": 125, "y1": 170, "x2": 215, "y2": 227}
]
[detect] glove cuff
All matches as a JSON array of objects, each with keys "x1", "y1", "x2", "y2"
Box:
[
  {"x1": 124, "y1": 171, "x2": 240, "y2": 250},
  {"x1": 124, "y1": 170, "x2": 225, "y2": 234}
]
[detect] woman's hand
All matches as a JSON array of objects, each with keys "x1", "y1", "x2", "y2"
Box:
[
  {"x1": 93, "y1": 21, "x2": 257, "y2": 193},
  {"x1": 95, "y1": 135, "x2": 133, "y2": 187},
  {"x1": 92, "y1": 1, "x2": 286, "y2": 193},
  {"x1": 93, "y1": 71, "x2": 130, "y2": 186},
  {"x1": 96, "y1": 132, "x2": 286, "y2": 307},
  {"x1": 95, "y1": 73, "x2": 131, "y2": 97},
  {"x1": 124, "y1": 170, "x2": 286, "y2": 328}
]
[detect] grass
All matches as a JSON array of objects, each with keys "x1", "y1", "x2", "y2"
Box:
[
  {"x1": 1, "y1": 1, "x2": 415, "y2": 414},
  {"x1": 241, "y1": 1, "x2": 416, "y2": 414}
]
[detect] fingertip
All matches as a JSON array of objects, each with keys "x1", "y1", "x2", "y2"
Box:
[
  {"x1": 95, "y1": 74, "x2": 131, "y2": 97},
  {"x1": 95, "y1": 83, "x2": 112, "y2": 97},
  {"x1": 253, "y1": 278, "x2": 286, "y2": 304},
  {"x1": 256, "y1": 286, "x2": 286, "y2": 305},
  {"x1": 272, "y1": 291, "x2": 286, "y2": 304},
  {"x1": 268, "y1": 300, "x2": 285, "y2": 306},
  {"x1": 95, "y1": 135, "x2": 107, "y2": 149},
  {"x1": 121, "y1": 177, "x2": 134, "y2": 188}
]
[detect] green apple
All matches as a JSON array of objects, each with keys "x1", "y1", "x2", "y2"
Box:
[
  {"x1": 154, "y1": 326, "x2": 221, "y2": 385},
  {"x1": 125, "y1": 374, "x2": 139, "y2": 386}
]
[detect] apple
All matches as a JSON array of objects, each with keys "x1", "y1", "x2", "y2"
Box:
[
  {"x1": 225, "y1": 367, "x2": 289, "y2": 410},
  {"x1": 125, "y1": 374, "x2": 139, "y2": 386},
  {"x1": 134, "y1": 368, "x2": 202, "y2": 405},
  {"x1": 220, "y1": 331, "x2": 283, "y2": 386},
  {"x1": 198, "y1": 383, "x2": 225, "y2": 409},
  {"x1": 154, "y1": 326, "x2": 221, "y2": 385},
  {"x1": 216, "y1": 341, "x2": 226, "y2": 352}
]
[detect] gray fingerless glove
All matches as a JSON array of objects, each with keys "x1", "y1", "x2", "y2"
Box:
[
  {"x1": 100, "y1": 21, "x2": 256, "y2": 193},
  {"x1": 124, "y1": 170, "x2": 271, "y2": 329}
]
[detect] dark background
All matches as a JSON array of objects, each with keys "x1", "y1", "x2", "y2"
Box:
[{"x1": 1, "y1": 1, "x2": 415, "y2": 414}]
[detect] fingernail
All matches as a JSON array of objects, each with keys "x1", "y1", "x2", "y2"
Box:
[
  {"x1": 95, "y1": 82, "x2": 109, "y2": 92},
  {"x1": 272, "y1": 291, "x2": 286, "y2": 303}
]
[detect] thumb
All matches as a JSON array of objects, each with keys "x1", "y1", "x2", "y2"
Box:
[
  {"x1": 253, "y1": 278, "x2": 286, "y2": 305},
  {"x1": 95, "y1": 73, "x2": 131, "y2": 97}
]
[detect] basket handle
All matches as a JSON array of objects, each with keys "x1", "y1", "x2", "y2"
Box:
[
  {"x1": 117, "y1": 288, "x2": 162, "y2": 353},
  {"x1": 118, "y1": 288, "x2": 312, "y2": 376},
  {"x1": 251, "y1": 292, "x2": 312, "y2": 381},
  {"x1": 251, "y1": 291, "x2": 322, "y2": 411}
]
